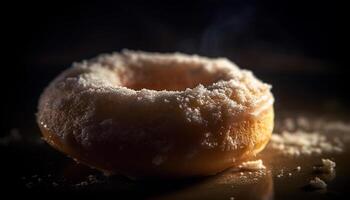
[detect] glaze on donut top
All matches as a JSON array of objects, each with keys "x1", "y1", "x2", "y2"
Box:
[{"x1": 37, "y1": 50, "x2": 274, "y2": 178}]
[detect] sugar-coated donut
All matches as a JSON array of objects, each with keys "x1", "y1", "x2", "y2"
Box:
[{"x1": 37, "y1": 50, "x2": 274, "y2": 179}]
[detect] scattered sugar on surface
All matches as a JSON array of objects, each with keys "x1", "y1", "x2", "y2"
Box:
[
  {"x1": 296, "y1": 166, "x2": 301, "y2": 172},
  {"x1": 276, "y1": 169, "x2": 284, "y2": 178},
  {"x1": 309, "y1": 177, "x2": 327, "y2": 189},
  {"x1": 75, "y1": 181, "x2": 89, "y2": 187},
  {"x1": 269, "y1": 131, "x2": 343, "y2": 156},
  {"x1": 268, "y1": 116, "x2": 350, "y2": 157},
  {"x1": 75, "y1": 175, "x2": 100, "y2": 188},
  {"x1": 314, "y1": 158, "x2": 336, "y2": 174},
  {"x1": 22, "y1": 174, "x2": 63, "y2": 189},
  {"x1": 269, "y1": 116, "x2": 345, "y2": 189},
  {"x1": 277, "y1": 116, "x2": 350, "y2": 133},
  {"x1": 321, "y1": 159, "x2": 336, "y2": 173}
]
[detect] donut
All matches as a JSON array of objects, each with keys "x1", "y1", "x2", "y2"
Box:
[{"x1": 37, "y1": 50, "x2": 274, "y2": 179}]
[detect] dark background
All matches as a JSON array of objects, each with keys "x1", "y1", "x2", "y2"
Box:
[
  {"x1": 0, "y1": 0, "x2": 348, "y2": 197},
  {"x1": 1, "y1": 0, "x2": 347, "y2": 134}
]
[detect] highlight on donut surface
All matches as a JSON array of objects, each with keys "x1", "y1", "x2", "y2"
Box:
[{"x1": 37, "y1": 50, "x2": 274, "y2": 179}]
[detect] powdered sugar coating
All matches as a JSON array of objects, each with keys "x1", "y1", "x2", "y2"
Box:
[{"x1": 37, "y1": 50, "x2": 274, "y2": 176}]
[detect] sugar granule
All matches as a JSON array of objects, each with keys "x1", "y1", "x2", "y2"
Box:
[
  {"x1": 239, "y1": 160, "x2": 266, "y2": 171},
  {"x1": 309, "y1": 177, "x2": 327, "y2": 189}
]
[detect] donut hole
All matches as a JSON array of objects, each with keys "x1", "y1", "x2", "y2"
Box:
[{"x1": 121, "y1": 63, "x2": 228, "y2": 91}]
